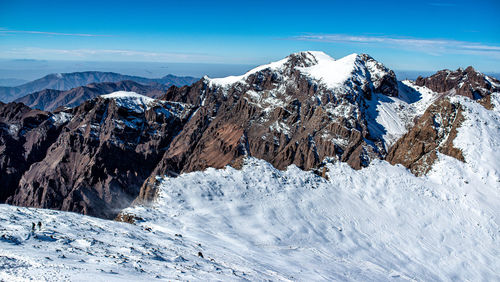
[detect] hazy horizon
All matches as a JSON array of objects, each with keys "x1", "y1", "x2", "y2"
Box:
[{"x1": 2, "y1": 57, "x2": 500, "y2": 86}]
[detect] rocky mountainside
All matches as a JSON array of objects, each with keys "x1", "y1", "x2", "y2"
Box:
[
  {"x1": 387, "y1": 66, "x2": 500, "y2": 175},
  {"x1": 0, "y1": 51, "x2": 499, "y2": 219},
  {"x1": 153, "y1": 52, "x2": 398, "y2": 177},
  {"x1": 0, "y1": 103, "x2": 57, "y2": 202},
  {"x1": 14, "y1": 80, "x2": 168, "y2": 111},
  {"x1": 0, "y1": 71, "x2": 198, "y2": 102},
  {"x1": 1, "y1": 92, "x2": 194, "y2": 218},
  {"x1": 415, "y1": 66, "x2": 500, "y2": 99}
]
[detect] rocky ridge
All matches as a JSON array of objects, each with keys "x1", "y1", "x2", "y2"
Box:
[
  {"x1": 388, "y1": 67, "x2": 500, "y2": 175},
  {"x1": 1, "y1": 92, "x2": 194, "y2": 218},
  {"x1": 415, "y1": 66, "x2": 500, "y2": 100},
  {"x1": 1, "y1": 51, "x2": 499, "y2": 218}
]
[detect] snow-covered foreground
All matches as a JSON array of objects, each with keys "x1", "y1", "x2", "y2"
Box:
[{"x1": 1, "y1": 95, "x2": 499, "y2": 281}]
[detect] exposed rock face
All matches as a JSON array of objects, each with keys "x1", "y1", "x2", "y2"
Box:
[
  {"x1": 2, "y1": 93, "x2": 194, "y2": 218},
  {"x1": 149, "y1": 52, "x2": 398, "y2": 182},
  {"x1": 0, "y1": 102, "x2": 60, "y2": 201},
  {"x1": 415, "y1": 66, "x2": 500, "y2": 99},
  {"x1": 15, "y1": 80, "x2": 167, "y2": 111},
  {"x1": 386, "y1": 98, "x2": 465, "y2": 176}
]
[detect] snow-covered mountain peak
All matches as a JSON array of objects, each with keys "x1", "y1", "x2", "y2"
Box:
[
  {"x1": 286, "y1": 50, "x2": 334, "y2": 67},
  {"x1": 207, "y1": 51, "x2": 396, "y2": 96},
  {"x1": 99, "y1": 90, "x2": 191, "y2": 121},
  {"x1": 206, "y1": 51, "x2": 344, "y2": 87},
  {"x1": 296, "y1": 52, "x2": 364, "y2": 89},
  {"x1": 206, "y1": 51, "x2": 335, "y2": 87}
]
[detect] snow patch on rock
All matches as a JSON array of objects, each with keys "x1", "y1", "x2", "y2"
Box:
[
  {"x1": 49, "y1": 112, "x2": 73, "y2": 125},
  {"x1": 101, "y1": 91, "x2": 157, "y2": 113}
]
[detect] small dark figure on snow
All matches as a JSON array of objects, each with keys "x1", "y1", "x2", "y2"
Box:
[
  {"x1": 197, "y1": 252, "x2": 204, "y2": 258},
  {"x1": 31, "y1": 222, "x2": 35, "y2": 231},
  {"x1": 37, "y1": 221, "x2": 42, "y2": 230}
]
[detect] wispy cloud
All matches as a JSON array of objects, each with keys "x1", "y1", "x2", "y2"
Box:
[
  {"x1": 290, "y1": 34, "x2": 500, "y2": 58},
  {"x1": 1, "y1": 47, "x2": 222, "y2": 62},
  {"x1": 0, "y1": 28, "x2": 111, "y2": 37}
]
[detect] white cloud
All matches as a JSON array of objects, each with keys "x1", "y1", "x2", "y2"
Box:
[
  {"x1": 1, "y1": 47, "x2": 221, "y2": 63},
  {"x1": 291, "y1": 34, "x2": 500, "y2": 58}
]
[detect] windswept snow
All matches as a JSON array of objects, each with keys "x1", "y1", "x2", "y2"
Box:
[
  {"x1": 208, "y1": 51, "x2": 364, "y2": 91},
  {"x1": 0, "y1": 206, "x2": 250, "y2": 281},
  {"x1": 297, "y1": 53, "x2": 360, "y2": 89},
  {"x1": 1, "y1": 92, "x2": 499, "y2": 280}
]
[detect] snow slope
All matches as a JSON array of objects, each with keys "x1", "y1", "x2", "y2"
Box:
[
  {"x1": 0, "y1": 205, "x2": 250, "y2": 281},
  {"x1": 1, "y1": 94, "x2": 499, "y2": 281},
  {"x1": 295, "y1": 52, "x2": 360, "y2": 89},
  {"x1": 1, "y1": 90, "x2": 499, "y2": 280},
  {"x1": 366, "y1": 80, "x2": 439, "y2": 147}
]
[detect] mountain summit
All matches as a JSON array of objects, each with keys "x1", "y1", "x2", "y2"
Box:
[{"x1": 154, "y1": 51, "x2": 398, "y2": 178}]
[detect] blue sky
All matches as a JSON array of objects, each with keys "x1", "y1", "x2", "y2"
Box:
[{"x1": 1, "y1": 0, "x2": 499, "y2": 73}]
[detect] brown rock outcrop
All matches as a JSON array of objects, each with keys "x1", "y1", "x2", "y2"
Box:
[
  {"x1": 386, "y1": 98, "x2": 465, "y2": 176},
  {"x1": 415, "y1": 66, "x2": 500, "y2": 99},
  {"x1": 0, "y1": 102, "x2": 63, "y2": 202}
]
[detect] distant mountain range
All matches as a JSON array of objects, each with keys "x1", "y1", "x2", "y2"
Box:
[
  {"x1": 0, "y1": 71, "x2": 198, "y2": 102},
  {"x1": 14, "y1": 80, "x2": 170, "y2": 111}
]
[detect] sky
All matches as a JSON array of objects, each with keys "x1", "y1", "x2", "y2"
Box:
[{"x1": 0, "y1": 0, "x2": 499, "y2": 78}]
